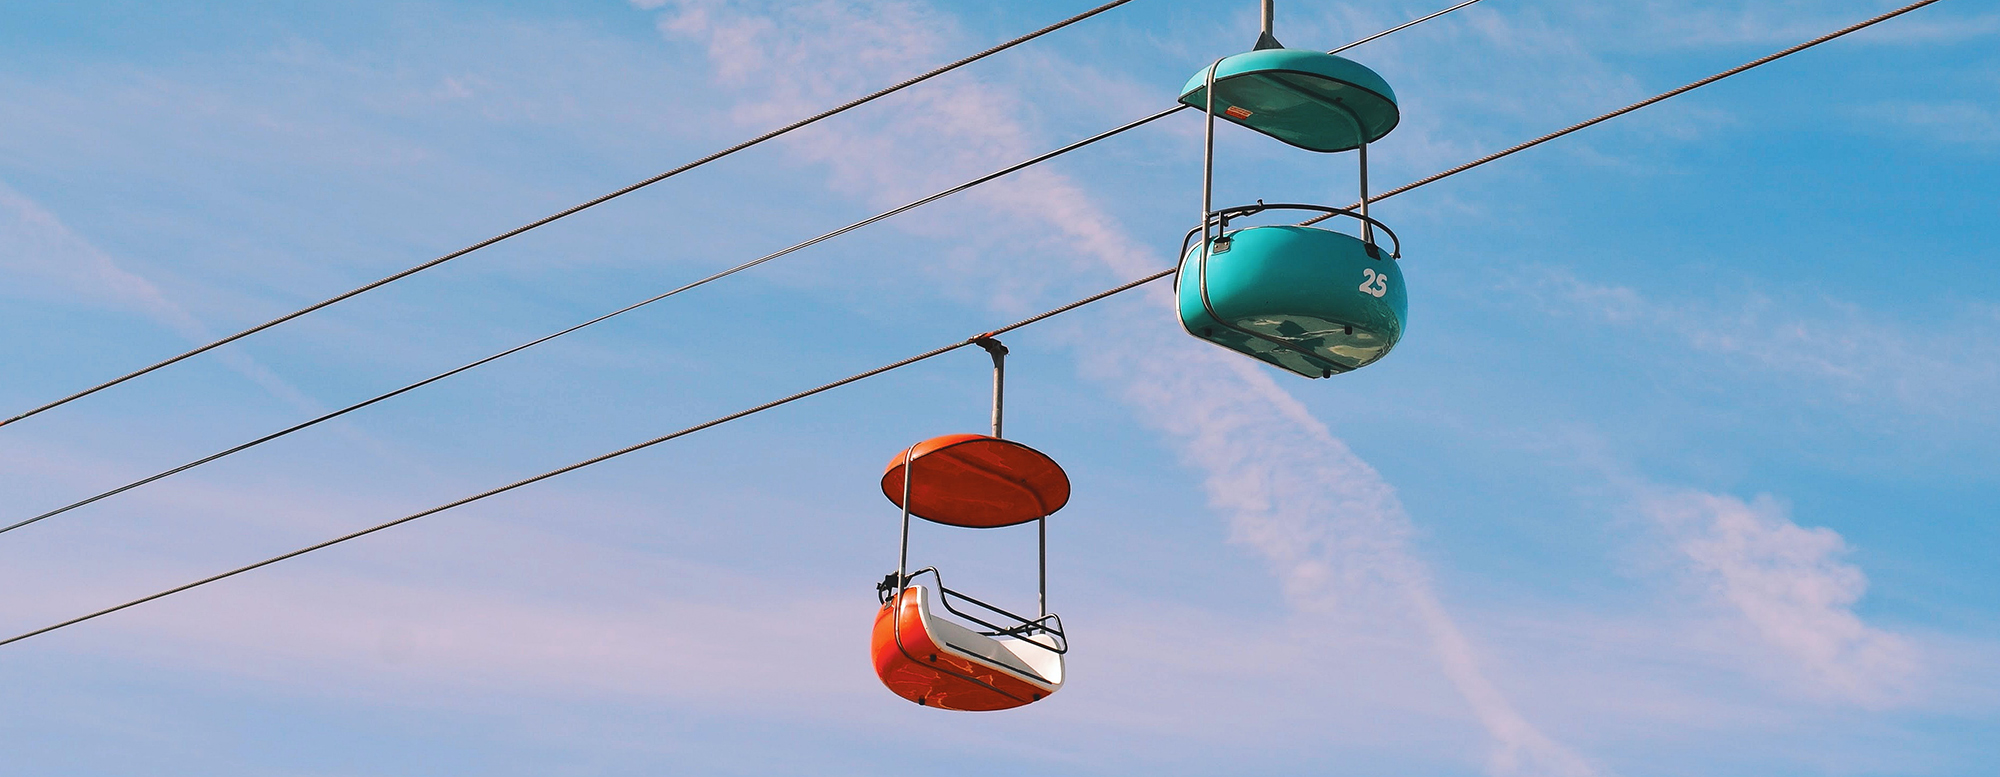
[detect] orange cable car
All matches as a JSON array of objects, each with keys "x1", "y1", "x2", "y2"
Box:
[{"x1": 870, "y1": 338, "x2": 1071, "y2": 711}]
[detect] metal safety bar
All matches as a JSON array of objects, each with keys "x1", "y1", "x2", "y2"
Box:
[
  {"x1": 1181, "y1": 202, "x2": 1401, "y2": 263},
  {"x1": 973, "y1": 337, "x2": 1007, "y2": 438},
  {"x1": 878, "y1": 567, "x2": 1068, "y2": 655}
]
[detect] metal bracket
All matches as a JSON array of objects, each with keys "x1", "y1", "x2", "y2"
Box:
[
  {"x1": 972, "y1": 336, "x2": 1007, "y2": 438},
  {"x1": 1255, "y1": 0, "x2": 1284, "y2": 49}
]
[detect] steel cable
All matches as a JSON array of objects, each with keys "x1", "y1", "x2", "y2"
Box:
[
  {"x1": 1298, "y1": 0, "x2": 1948, "y2": 226},
  {"x1": 0, "y1": 110, "x2": 1175, "y2": 538},
  {"x1": 7, "y1": 0, "x2": 1618, "y2": 645},
  {"x1": 0, "y1": 270, "x2": 1174, "y2": 649},
  {"x1": 1, "y1": 0, "x2": 1490, "y2": 538},
  {"x1": 0, "y1": 0, "x2": 1933, "y2": 645},
  {"x1": 0, "y1": 0, "x2": 1140, "y2": 429}
]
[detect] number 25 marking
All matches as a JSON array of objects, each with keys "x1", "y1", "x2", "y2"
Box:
[{"x1": 1359, "y1": 268, "x2": 1389, "y2": 298}]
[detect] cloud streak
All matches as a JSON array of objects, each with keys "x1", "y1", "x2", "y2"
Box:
[
  {"x1": 1640, "y1": 489, "x2": 1918, "y2": 706},
  {"x1": 5, "y1": 2, "x2": 1992, "y2": 773},
  {"x1": 0, "y1": 182, "x2": 322, "y2": 416},
  {"x1": 648, "y1": 1, "x2": 1597, "y2": 772},
  {"x1": 1511, "y1": 266, "x2": 2000, "y2": 426},
  {"x1": 0, "y1": 182, "x2": 209, "y2": 335}
]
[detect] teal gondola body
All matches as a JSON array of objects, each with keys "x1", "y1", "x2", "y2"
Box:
[
  {"x1": 1178, "y1": 225, "x2": 1406, "y2": 378},
  {"x1": 1178, "y1": 49, "x2": 1398, "y2": 153}
]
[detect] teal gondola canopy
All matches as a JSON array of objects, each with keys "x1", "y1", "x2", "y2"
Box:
[
  {"x1": 1179, "y1": 48, "x2": 1399, "y2": 152},
  {"x1": 1178, "y1": 224, "x2": 1406, "y2": 378}
]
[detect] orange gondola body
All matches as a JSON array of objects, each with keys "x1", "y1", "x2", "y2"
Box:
[{"x1": 870, "y1": 585, "x2": 1062, "y2": 711}]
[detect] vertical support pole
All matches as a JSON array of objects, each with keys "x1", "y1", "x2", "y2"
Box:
[
  {"x1": 992, "y1": 354, "x2": 1004, "y2": 439},
  {"x1": 1039, "y1": 516, "x2": 1048, "y2": 619},
  {"x1": 1199, "y1": 59, "x2": 1222, "y2": 269},
  {"x1": 1358, "y1": 140, "x2": 1374, "y2": 246},
  {"x1": 974, "y1": 337, "x2": 1008, "y2": 439},
  {"x1": 1255, "y1": 0, "x2": 1282, "y2": 49},
  {"x1": 1192, "y1": 59, "x2": 1232, "y2": 338},
  {"x1": 1334, "y1": 101, "x2": 1375, "y2": 248},
  {"x1": 1202, "y1": 68, "x2": 1218, "y2": 240},
  {"x1": 888, "y1": 447, "x2": 915, "y2": 660},
  {"x1": 897, "y1": 447, "x2": 914, "y2": 588}
]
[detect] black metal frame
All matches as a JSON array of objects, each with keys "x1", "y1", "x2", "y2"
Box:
[
  {"x1": 877, "y1": 567, "x2": 1068, "y2": 655},
  {"x1": 1176, "y1": 203, "x2": 1402, "y2": 266}
]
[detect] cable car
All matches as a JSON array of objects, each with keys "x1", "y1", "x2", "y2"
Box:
[
  {"x1": 871, "y1": 338, "x2": 1070, "y2": 711},
  {"x1": 1174, "y1": 4, "x2": 1409, "y2": 378}
]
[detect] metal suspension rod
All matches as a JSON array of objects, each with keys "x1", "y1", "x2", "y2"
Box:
[
  {"x1": 1358, "y1": 140, "x2": 1373, "y2": 245},
  {"x1": 1327, "y1": 101, "x2": 1375, "y2": 246},
  {"x1": 974, "y1": 337, "x2": 1008, "y2": 438},
  {"x1": 1255, "y1": 0, "x2": 1282, "y2": 49},
  {"x1": 898, "y1": 447, "x2": 915, "y2": 587},
  {"x1": 1202, "y1": 62, "x2": 1220, "y2": 232},
  {"x1": 1038, "y1": 516, "x2": 1048, "y2": 618}
]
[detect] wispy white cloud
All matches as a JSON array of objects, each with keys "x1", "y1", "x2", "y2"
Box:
[
  {"x1": 10, "y1": 1, "x2": 1985, "y2": 771},
  {"x1": 1253, "y1": 1, "x2": 1740, "y2": 208},
  {"x1": 644, "y1": 1, "x2": 1598, "y2": 772},
  {"x1": 0, "y1": 182, "x2": 321, "y2": 414},
  {"x1": 1629, "y1": 2, "x2": 2000, "y2": 48},
  {"x1": 0, "y1": 437, "x2": 1588, "y2": 769},
  {"x1": 1873, "y1": 98, "x2": 2000, "y2": 150},
  {"x1": 1510, "y1": 266, "x2": 2000, "y2": 424},
  {"x1": 0, "y1": 182, "x2": 208, "y2": 331},
  {"x1": 1089, "y1": 323, "x2": 1597, "y2": 777},
  {"x1": 1638, "y1": 489, "x2": 1918, "y2": 706},
  {"x1": 10, "y1": 442, "x2": 1976, "y2": 767}
]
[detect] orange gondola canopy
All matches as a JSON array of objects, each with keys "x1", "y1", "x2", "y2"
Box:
[{"x1": 880, "y1": 434, "x2": 1070, "y2": 528}]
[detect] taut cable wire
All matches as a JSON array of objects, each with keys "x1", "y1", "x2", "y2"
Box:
[
  {"x1": 3, "y1": 0, "x2": 1560, "y2": 644},
  {"x1": 0, "y1": 111, "x2": 1174, "y2": 537},
  {"x1": 0, "y1": 0, "x2": 1141, "y2": 429},
  {"x1": 0, "y1": 270, "x2": 1173, "y2": 649},
  {"x1": 0, "y1": 0, "x2": 1936, "y2": 644},
  {"x1": 1, "y1": 0, "x2": 1492, "y2": 537},
  {"x1": 1298, "y1": 0, "x2": 1947, "y2": 226}
]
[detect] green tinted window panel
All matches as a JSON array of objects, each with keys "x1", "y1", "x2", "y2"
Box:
[{"x1": 1180, "y1": 49, "x2": 1399, "y2": 152}]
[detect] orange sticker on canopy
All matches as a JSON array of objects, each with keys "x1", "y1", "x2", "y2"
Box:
[{"x1": 1225, "y1": 105, "x2": 1254, "y2": 119}]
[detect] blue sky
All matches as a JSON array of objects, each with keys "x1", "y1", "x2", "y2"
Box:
[{"x1": 2, "y1": 0, "x2": 1997, "y2": 774}]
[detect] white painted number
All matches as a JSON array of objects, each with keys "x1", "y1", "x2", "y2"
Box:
[{"x1": 1359, "y1": 268, "x2": 1389, "y2": 298}]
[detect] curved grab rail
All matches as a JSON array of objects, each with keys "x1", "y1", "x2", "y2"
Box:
[
  {"x1": 1180, "y1": 202, "x2": 1402, "y2": 263},
  {"x1": 879, "y1": 567, "x2": 1068, "y2": 655}
]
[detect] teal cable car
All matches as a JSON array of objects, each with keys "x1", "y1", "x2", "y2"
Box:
[{"x1": 1175, "y1": 2, "x2": 1408, "y2": 378}]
